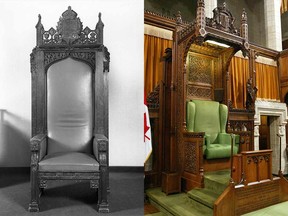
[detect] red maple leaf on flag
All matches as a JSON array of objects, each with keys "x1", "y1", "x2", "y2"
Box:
[{"x1": 144, "y1": 112, "x2": 150, "y2": 142}]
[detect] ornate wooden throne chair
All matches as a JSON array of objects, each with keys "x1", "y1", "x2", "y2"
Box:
[
  {"x1": 186, "y1": 100, "x2": 239, "y2": 159},
  {"x1": 28, "y1": 7, "x2": 110, "y2": 213}
]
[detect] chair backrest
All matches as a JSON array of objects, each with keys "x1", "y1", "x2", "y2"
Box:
[
  {"x1": 30, "y1": 6, "x2": 109, "y2": 157},
  {"x1": 47, "y1": 58, "x2": 93, "y2": 154},
  {"x1": 186, "y1": 100, "x2": 228, "y2": 144}
]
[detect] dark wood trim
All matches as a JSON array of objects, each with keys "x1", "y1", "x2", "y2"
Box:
[
  {"x1": 144, "y1": 10, "x2": 188, "y2": 32},
  {"x1": 110, "y1": 166, "x2": 144, "y2": 172}
]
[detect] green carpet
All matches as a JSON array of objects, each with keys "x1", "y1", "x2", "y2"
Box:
[
  {"x1": 204, "y1": 170, "x2": 230, "y2": 194},
  {"x1": 146, "y1": 170, "x2": 230, "y2": 216},
  {"x1": 146, "y1": 188, "x2": 213, "y2": 216},
  {"x1": 242, "y1": 201, "x2": 288, "y2": 216},
  {"x1": 187, "y1": 169, "x2": 230, "y2": 209}
]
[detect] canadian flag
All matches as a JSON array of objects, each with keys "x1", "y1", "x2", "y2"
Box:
[{"x1": 144, "y1": 94, "x2": 152, "y2": 163}]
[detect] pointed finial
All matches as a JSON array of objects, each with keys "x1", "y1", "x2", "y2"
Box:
[
  {"x1": 197, "y1": 0, "x2": 205, "y2": 7},
  {"x1": 223, "y1": 2, "x2": 226, "y2": 8},
  {"x1": 96, "y1": 12, "x2": 104, "y2": 29},
  {"x1": 36, "y1": 14, "x2": 43, "y2": 29},
  {"x1": 241, "y1": 8, "x2": 247, "y2": 23},
  {"x1": 176, "y1": 11, "x2": 182, "y2": 24},
  {"x1": 68, "y1": 6, "x2": 72, "y2": 11}
]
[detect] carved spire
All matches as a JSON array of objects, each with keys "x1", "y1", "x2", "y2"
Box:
[
  {"x1": 36, "y1": 14, "x2": 43, "y2": 29},
  {"x1": 196, "y1": 0, "x2": 206, "y2": 37},
  {"x1": 96, "y1": 12, "x2": 104, "y2": 44},
  {"x1": 240, "y1": 8, "x2": 248, "y2": 40},
  {"x1": 176, "y1": 11, "x2": 182, "y2": 25},
  {"x1": 36, "y1": 14, "x2": 44, "y2": 46},
  {"x1": 96, "y1": 12, "x2": 104, "y2": 29},
  {"x1": 197, "y1": 0, "x2": 205, "y2": 7}
]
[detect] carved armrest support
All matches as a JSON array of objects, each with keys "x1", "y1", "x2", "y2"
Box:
[
  {"x1": 30, "y1": 133, "x2": 47, "y2": 162},
  {"x1": 183, "y1": 131, "x2": 205, "y2": 138},
  {"x1": 183, "y1": 131, "x2": 205, "y2": 147},
  {"x1": 182, "y1": 131, "x2": 205, "y2": 174},
  {"x1": 93, "y1": 134, "x2": 108, "y2": 166}
]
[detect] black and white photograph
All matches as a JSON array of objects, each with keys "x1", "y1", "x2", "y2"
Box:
[{"x1": 0, "y1": 0, "x2": 144, "y2": 215}]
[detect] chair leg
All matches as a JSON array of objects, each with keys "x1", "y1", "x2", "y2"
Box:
[
  {"x1": 28, "y1": 185, "x2": 40, "y2": 212},
  {"x1": 39, "y1": 179, "x2": 47, "y2": 197},
  {"x1": 28, "y1": 164, "x2": 40, "y2": 212},
  {"x1": 97, "y1": 168, "x2": 109, "y2": 213}
]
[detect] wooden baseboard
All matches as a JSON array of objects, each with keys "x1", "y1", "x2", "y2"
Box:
[
  {"x1": 0, "y1": 167, "x2": 30, "y2": 174},
  {"x1": 109, "y1": 166, "x2": 144, "y2": 172}
]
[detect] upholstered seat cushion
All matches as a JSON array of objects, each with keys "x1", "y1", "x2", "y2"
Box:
[{"x1": 39, "y1": 152, "x2": 99, "y2": 172}]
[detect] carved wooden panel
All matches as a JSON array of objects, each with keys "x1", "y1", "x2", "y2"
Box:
[
  {"x1": 147, "y1": 84, "x2": 160, "y2": 110},
  {"x1": 186, "y1": 52, "x2": 216, "y2": 100},
  {"x1": 187, "y1": 53, "x2": 213, "y2": 84},
  {"x1": 187, "y1": 84, "x2": 212, "y2": 100},
  {"x1": 184, "y1": 142, "x2": 197, "y2": 174},
  {"x1": 44, "y1": 51, "x2": 96, "y2": 70},
  {"x1": 242, "y1": 150, "x2": 272, "y2": 185},
  {"x1": 235, "y1": 180, "x2": 280, "y2": 215}
]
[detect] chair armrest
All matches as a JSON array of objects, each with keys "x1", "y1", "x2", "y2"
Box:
[
  {"x1": 205, "y1": 134, "x2": 211, "y2": 148},
  {"x1": 218, "y1": 133, "x2": 240, "y2": 146},
  {"x1": 218, "y1": 133, "x2": 231, "y2": 145},
  {"x1": 93, "y1": 134, "x2": 108, "y2": 165},
  {"x1": 30, "y1": 133, "x2": 47, "y2": 161}
]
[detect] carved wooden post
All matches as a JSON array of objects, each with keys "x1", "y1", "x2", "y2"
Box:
[
  {"x1": 28, "y1": 137, "x2": 40, "y2": 212},
  {"x1": 96, "y1": 134, "x2": 109, "y2": 213},
  {"x1": 196, "y1": 0, "x2": 206, "y2": 38},
  {"x1": 240, "y1": 9, "x2": 248, "y2": 41}
]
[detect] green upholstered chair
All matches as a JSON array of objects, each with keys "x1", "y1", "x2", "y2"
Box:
[{"x1": 186, "y1": 100, "x2": 239, "y2": 159}]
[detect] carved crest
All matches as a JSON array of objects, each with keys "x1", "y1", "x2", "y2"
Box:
[
  {"x1": 206, "y1": 2, "x2": 238, "y2": 35},
  {"x1": 57, "y1": 6, "x2": 83, "y2": 44},
  {"x1": 36, "y1": 6, "x2": 104, "y2": 47}
]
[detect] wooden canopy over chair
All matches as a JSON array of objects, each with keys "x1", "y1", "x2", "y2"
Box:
[
  {"x1": 28, "y1": 6, "x2": 110, "y2": 213},
  {"x1": 145, "y1": 0, "x2": 280, "y2": 192}
]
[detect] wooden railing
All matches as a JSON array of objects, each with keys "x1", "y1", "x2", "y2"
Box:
[
  {"x1": 232, "y1": 149, "x2": 272, "y2": 185},
  {"x1": 215, "y1": 150, "x2": 288, "y2": 216}
]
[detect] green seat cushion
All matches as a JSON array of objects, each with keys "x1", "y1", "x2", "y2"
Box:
[{"x1": 205, "y1": 144, "x2": 239, "y2": 159}]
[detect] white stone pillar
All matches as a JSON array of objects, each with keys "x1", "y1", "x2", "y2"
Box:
[
  {"x1": 204, "y1": 0, "x2": 217, "y2": 18},
  {"x1": 264, "y1": 0, "x2": 282, "y2": 51},
  {"x1": 254, "y1": 125, "x2": 260, "y2": 150}
]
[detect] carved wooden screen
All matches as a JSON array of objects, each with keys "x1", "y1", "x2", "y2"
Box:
[{"x1": 186, "y1": 51, "x2": 215, "y2": 100}]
